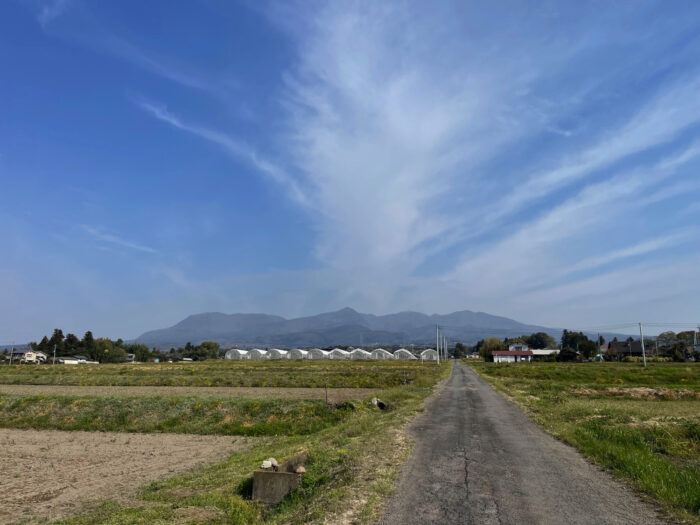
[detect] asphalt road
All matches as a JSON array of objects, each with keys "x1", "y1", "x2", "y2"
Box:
[{"x1": 381, "y1": 361, "x2": 669, "y2": 525}]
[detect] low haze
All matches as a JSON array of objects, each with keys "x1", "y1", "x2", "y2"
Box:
[{"x1": 2, "y1": 0, "x2": 700, "y2": 343}]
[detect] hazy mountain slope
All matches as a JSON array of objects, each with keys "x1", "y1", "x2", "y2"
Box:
[{"x1": 134, "y1": 307, "x2": 558, "y2": 348}]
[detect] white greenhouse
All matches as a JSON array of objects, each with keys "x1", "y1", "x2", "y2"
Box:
[
  {"x1": 370, "y1": 348, "x2": 394, "y2": 359},
  {"x1": 349, "y1": 348, "x2": 371, "y2": 359},
  {"x1": 308, "y1": 348, "x2": 331, "y2": 359},
  {"x1": 394, "y1": 348, "x2": 417, "y2": 360},
  {"x1": 248, "y1": 348, "x2": 269, "y2": 360},
  {"x1": 269, "y1": 348, "x2": 289, "y2": 359},
  {"x1": 224, "y1": 348, "x2": 249, "y2": 360},
  {"x1": 329, "y1": 348, "x2": 350, "y2": 360},
  {"x1": 289, "y1": 348, "x2": 309, "y2": 359},
  {"x1": 420, "y1": 348, "x2": 438, "y2": 361}
]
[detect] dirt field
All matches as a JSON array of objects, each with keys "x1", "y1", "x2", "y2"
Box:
[
  {"x1": 0, "y1": 429, "x2": 257, "y2": 524},
  {"x1": 0, "y1": 385, "x2": 377, "y2": 403}
]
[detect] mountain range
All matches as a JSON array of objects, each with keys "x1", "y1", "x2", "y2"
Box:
[{"x1": 134, "y1": 307, "x2": 560, "y2": 348}]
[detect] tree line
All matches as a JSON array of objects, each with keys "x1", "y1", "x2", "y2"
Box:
[
  {"x1": 22, "y1": 329, "x2": 221, "y2": 363},
  {"x1": 459, "y1": 329, "x2": 699, "y2": 362}
]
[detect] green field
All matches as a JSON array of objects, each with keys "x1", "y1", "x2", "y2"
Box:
[
  {"x1": 0, "y1": 395, "x2": 351, "y2": 436},
  {"x1": 1, "y1": 360, "x2": 450, "y2": 524},
  {"x1": 0, "y1": 360, "x2": 430, "y2": 388},
  {"x1": 466, "y1": 361, "x2": 700, "y2": 524}
]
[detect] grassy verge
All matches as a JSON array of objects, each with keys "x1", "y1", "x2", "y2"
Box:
[
  {"x1": 55, "y1": 362, "x2": 451, "y2": 524},
  {"x1": 466, "y1": 361, "x2": 700, "y2": 524},
  {"x1": 0, "y1": 360, "x2": 435, "y2": 388},
  {"x1": 0, "y1": 395, "x2": 352, "y2": 436}
]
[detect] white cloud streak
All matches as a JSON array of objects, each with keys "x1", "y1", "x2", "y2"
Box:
[
  {"x1": 81, "y1": 225, "x2": 157, "y2": 254},
  {"x1": 135, "y1": 99, "x2": 309, "y2": 206},
  {"x1": 37, "y1": 0, "x2": 70, "y2": 27},
  {"x1": 447, "y1": 142, "x2": 700, "y2": 297}
]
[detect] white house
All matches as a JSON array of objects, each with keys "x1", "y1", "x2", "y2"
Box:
[
  {"x1": 349, "y1": 348, "x2": 371, "y2": 359},
  {"x1": 11, "y1": 350, "x2": 48, "y2": 364},
  {"x1": 420, "y1": 348, "x2": 438, "y2": 361},
  {"x1": 269, "y1": 349, "x2": 289, "y2": 359},
  {"x1": 394, "y1": 348, "x2": 416, "y2": 360},
  {"x1": 370, "y1": 348, "x2": 394, "y2": 359},
  {"x1": 248, "y1": 349, "x2": 269, "y2": 360},
  {"x1": 289, "y1": 348, "x2": 309, "y2": 359},
  {"x1": 225, "y1": 348, "x2": 249, "y2": 360},
  {"x1": 308, "y1": 348, "x2": 331, "y2": 359},
  {"x1": 329, "y1": 348, "x2": 350, "y2": 360},
  {"x1": 493, "y1": 350, "x2": 533, "y2": 363},
  {"x1": 508, "y1": 343, "x2": 530, "y2": 352}
]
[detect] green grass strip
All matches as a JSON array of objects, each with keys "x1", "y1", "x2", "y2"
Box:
[{"x1": 0, "y1": 394, "x2": 354, "y2": 436}]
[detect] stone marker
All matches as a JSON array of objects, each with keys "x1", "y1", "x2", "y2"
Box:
[
  {"x1": 252, "y1": 451, "x2": 308, "y2": 504},
  {"x1": 252, "y1": 471, "x2": 301, "y2": 504}
]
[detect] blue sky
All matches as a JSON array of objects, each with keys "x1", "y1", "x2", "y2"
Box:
[{"x1": 2, "y1": 0, "x2": 700, "y2": 342}]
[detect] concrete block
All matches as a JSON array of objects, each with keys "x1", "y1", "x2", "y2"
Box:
[{"x1": 252, "y1": 470, "x2": 301, "y2": 504}]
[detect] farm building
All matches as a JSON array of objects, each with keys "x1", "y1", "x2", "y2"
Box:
[
  {"x1": 530, "y1": 349, "x2": 559, "y2": 357},
  {"x1": 224, "y1": 349, "x2": 249, "y2": 360},
  {"x1": 248, "y1": 349, "x2": 269, "y2": 360},
  {"x1": 269, "y1": 349, "x2": 289, "y2": 359},
  {"x1": 7, "y1": 350, "x2": 47, "y2": 364},
  {"x1": 394, "y1": 348, "x2": 416, "y2": 360},
  {"x1": 493, "y1": 350, "x2": 533, "y2": 363},
  {"x1": 370, "y1": 348, "x2": 394, "y2": 359},
  {"x1": 308, "y1": 348, "x2": 331, "y2": 359},
  {"x1": 58, "y1": 355, "x2": 87, "y2": 364},
  {"x1": 420, "y1": 348, "x2": 438, "y2": 361},
  {"x1": 329, "y1": 348, "x2": 350, "y2": 359},
  {"x1": 349, "y1": 348, "x2": 371, "y2": 359},
  {"x1": 289, "y1": 348, "x2": 309, "y2": 359}
]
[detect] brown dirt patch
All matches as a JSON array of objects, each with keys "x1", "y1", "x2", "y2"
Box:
[
  {"x1": 0, "y1": 385, "x2": 377, "y2": 403},
  {"x1": 571, "y1": 386, "x2": 700, "y2": 400},
  {"x1": 0, "y1": 429, "x2": 257, "y2": 524}
]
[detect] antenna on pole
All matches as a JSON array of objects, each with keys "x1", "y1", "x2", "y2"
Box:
[{"x1": 639, "y1": 322, "x2": 647, "y2": 368}]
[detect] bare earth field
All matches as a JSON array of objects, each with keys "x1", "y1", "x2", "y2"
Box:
[
  {"x1": 0, "y1": 429, "x2": 257, "y2": 524},
  {"x1": 0, "y1": 385, "x2": 378, "y2": 403}
]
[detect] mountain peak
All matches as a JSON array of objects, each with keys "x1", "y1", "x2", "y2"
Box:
[{"x1": 135, "y1": 307, "x2": 556, "y2": 348}]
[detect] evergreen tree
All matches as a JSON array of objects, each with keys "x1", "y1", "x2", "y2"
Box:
[
  {"x1": 82, "y1": 331, "x2": 97, "y2": 361},
  {"x1": 49, "y1": 329, "x2": 65, "y2": 356}
]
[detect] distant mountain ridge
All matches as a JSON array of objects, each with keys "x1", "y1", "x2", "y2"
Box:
[{"x1": 134, "y1": 307, "x2": 559, "y2": 348}]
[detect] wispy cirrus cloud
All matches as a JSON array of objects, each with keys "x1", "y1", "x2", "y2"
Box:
[
  {"x1": 81, "y1": 225, "x2": 157, "y2": 254},
  {"x1": 135, "y1": 99, "x2": 309, "y2": 206},
  {"x1": 37, "y1": 0, "x2": 70, "y2": 27}
]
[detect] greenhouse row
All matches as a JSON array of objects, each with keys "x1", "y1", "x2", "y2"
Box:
[{"x1": 224, "y1": 347, "x2": 439, "y2": 361}]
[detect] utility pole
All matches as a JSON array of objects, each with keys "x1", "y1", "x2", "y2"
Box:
[
  {"x1": 444, "y1": 335, "x2": 447, "y2": 360},
  {"x1": 9, "y1": 347, "x2": 13, "y2": 366},
  {"x1": 597, "y1": 332, "x2": 601, "y2": 357},
  {"x1": 53, "y1": 344, "x2": 57, "y2": 365},
  {"x1": 639, "y1": 323, "x2": 647, "y2": 368},
  {"x1": 435, "y1": 325, "x2": 440, "y2": 365}
]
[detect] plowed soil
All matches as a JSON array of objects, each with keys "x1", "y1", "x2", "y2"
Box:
[{"x1": 0, "y1": 429, "x2": 257, "y2": 524}]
